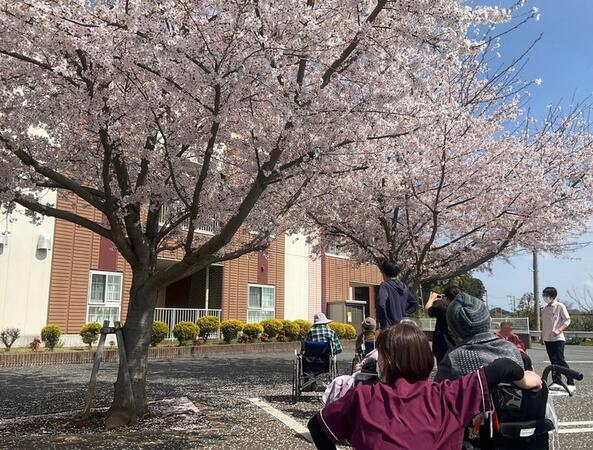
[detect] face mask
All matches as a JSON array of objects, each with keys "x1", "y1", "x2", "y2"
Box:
[{"x1": 544, "y1": 296, "x2": 554, "y2": 304}]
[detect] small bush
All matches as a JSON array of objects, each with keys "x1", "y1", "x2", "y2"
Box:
[
  {"x1": 294, "y1": 319, "x2": 312, "y2": 335},
  {"x1": 151, "y1": 321, "x2": 169, "y2": 347},
  {"x1": 0, "y1": 327, "x2": 21, "y2": 351},
  {"x1": 242, "y1": 323, "x2": 264, "y2": 341},
  {"x1": 196, "y1": 316, "x2": 221, "y2": 342},
  {"x1": 30, "y1": 337, "x2": 41, "y2": 351},
  {"x1": 566, "y1": 337, "x2": 585, "y2": 345},
  {"x1": 79, "y1": 322, "x2": 102, "y2": 348},
  {"x1": 41, "y1": 324, "x2": 61, "y2": 350},
  {"x1": 328, "y1": 322, "x2": 345, "y2": 338},
  {"x1": 281, "y1": 320, "x2": 300, "y2": 341},
  {"x1": 260, "y1": 319, "x2": 283, "y2": 338},
  {"x1": 172, "y1": 321, "x2": 200, "y2": 346},
  {"x1": 260, "y1": 333, "x2": 270, "y2": 343},
  {"x1": 239, "y1": 333, "x2": 251, "y2": 343},
  {"x1": 276, "y1": 330, "x2": 287, "y2": 342},
  {"x1": 343, "y1": 323, "x2": 357, "y2": 339},
  {"x1": 220, "y1": 319, "x2": 245, "y2": 343}
]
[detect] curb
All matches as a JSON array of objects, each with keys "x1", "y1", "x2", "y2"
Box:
[{"x1": 0, "y1": 340, "x2": 355, "y2": 368}]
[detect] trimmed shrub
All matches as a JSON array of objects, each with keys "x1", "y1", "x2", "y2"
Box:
[
  {"x1": 260, "y1": 333, "x2": 270, "y2": 343},
  {"x1": 0, "y1": 327, "x2": 21, "y2": 351},
  {"x1": 79, "y1": 322, "x2": 102, "y2": 348},
  {"x1": 328, "y1": 322, "x2": 345, "y2": 338},
  {"x1": 242, "y1": 323, "x2": 264, "y2": 341},
  {"x1": 260, "y1": 319, "x2": 283, "y2": 338},
  {"x1": 41, "y1": 324, "x2": 62, "y2": 350},
  {"x1": 281, "y1": 320, "x2": 300, "y2": 341},
  {"x1": 220, "y1": 319, "x2": 245, "y2": 343},
  {"x1": 172, "y1": 321, "x2": 200, "y2": 346},
  {"x1": 294, "y1": 319, "x2": 312, "y2": 334},
  {"x1": 343, "y1": 323, "x2": 357, "y2": 340},
  {"x1": 196, "y1": 316, "x2": 221, "y2": 342},
  {"x1": 151, "y1": 321, "x2": 169, "y2": 347}
]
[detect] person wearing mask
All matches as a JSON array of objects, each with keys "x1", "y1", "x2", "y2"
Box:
[
  {"x1": 307, "y1": 322, "x2": 542, "y2": 450},
  {"x1": 435, "y1": 292, "x2": 523, "y2": 381},
  {"x1": 541, "y1": 286, "x2": 575, "y2": 393},
  {"x1": 376, "y1": 261, "x2": 417, "y2": 329},
  {"x1": 424, "y1": 285, "x2": 458, "y2": 364}
]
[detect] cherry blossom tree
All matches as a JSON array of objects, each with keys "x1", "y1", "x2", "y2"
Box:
[
  {"x1": 306, "y1": 50, "x2": 593, "y2": 294},
  {"x1": 0, "y1": 0, "x2": 514, "y2": 426}
]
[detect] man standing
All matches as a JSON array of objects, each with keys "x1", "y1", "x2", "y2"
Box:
[
  {"x1": 376, "y1": 261, "x2": 417, "y2": 329},
  {"x1": 541, "y1": 286, "x2": 575, "y2": 393}
]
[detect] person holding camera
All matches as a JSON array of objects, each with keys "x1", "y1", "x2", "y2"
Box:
[{"x1": 424, "y1": 285, "x2": 458, "y2": 364}]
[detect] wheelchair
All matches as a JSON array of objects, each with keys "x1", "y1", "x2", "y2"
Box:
[
  {"x1": 463, "y1": 364, "x2": 584, "y2": 450},
  {"x1": 292, "y1": 340, "x2": 338, "y2": 403},
  {"x1": 351, "y1": 340, "x2": 376, "y2": 374}
]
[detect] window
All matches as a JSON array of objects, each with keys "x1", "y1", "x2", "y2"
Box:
[
  {"x1": 87, "y1": 271, "x2": 122, "y2": 325},
  {"x1": 248, "y1": 285, "x2": 275, "y2": 323},
  {"x1": 325, "y1": 242, "x2": 350, "y2": 259}
]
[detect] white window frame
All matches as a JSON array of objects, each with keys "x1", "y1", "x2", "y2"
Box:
[
  {"x1": 86, "y1": 270, "x2": 123, "y2": 324},
  {"x1": 325, "y1": 242, "x2": 350, "y2": 260},
  {"x1": 247, "y1": 284, "x2": 276, "y2": 322}
]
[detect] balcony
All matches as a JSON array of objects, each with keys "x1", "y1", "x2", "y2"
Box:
[{"x1": 154, "y1": 307, "x2": 222, "y2": 340}]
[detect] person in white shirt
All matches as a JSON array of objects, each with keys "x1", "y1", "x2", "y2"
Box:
[{"x1": 540, "y1": 286, "x2": 575, "y2": 393}]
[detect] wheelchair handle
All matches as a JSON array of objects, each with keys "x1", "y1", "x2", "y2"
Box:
[{"x1": 542, "y1": 364, "x2": 584, "y2": 382}]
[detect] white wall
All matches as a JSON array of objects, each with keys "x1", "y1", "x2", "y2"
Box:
[
  {"x1": 284, "y1": 233, "x2": 310, "y2": 320},
  {"x1": 0, "y1": 190, "x2": 56, "y2": 338}
]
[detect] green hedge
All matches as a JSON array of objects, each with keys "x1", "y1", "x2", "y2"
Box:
[
  {"x1": 329, "y1": 322, "x2": 357, "y2": 339},
  {"x1": 79, "y1": 322, "x2": 102, "y2": 348},
  {"x1": 41, "y1": 324, "x2": 62, "y2": 350},
  {"x1": 196, "y1": 316, "x2": 221, "y2": 342},
  {"x1": 220, "y1": 319, "x2": 245, "y2": 343},
  {"x1": 281, "y1": 320, "x2": 300, "y2": 341},
  {"x1": 172, "y1": 321, "x2": 200, "y2": 346},
  {"x1": 151, "y1": 321, "x2": 169, "y2": 347},
  {"x1": 260, "y1": 319, "x2": 284, "y2": 338},
  {"x1": 242, "y1": 323, "x2": 264, "y2": 341}
]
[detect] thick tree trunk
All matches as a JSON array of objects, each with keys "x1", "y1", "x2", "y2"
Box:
[{"x1": 105, "y1": 269, "x2": 157, "y2": 429}]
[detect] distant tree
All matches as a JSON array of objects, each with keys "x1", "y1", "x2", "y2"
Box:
[
  {"x1": 515, "y1": 292, "x2": 537, "y2": 329},
  {"x1": 424, "y1": 273, "x2": 486, "y2": 300}
]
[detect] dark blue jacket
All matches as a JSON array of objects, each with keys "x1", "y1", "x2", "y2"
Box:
[{"x1": 376, "y1": 279, "x2": 417, "y2": 328}]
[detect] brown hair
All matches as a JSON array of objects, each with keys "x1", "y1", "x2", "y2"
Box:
[{"x1": 376, "y1": 322, "x2": 434, "y2": 384}]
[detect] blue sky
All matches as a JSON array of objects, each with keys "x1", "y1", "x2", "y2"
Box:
[{"x1": 471, "y1": 0, "x2": 593, "y2": 308}]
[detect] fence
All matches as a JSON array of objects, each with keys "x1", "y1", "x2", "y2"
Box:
[
  {"x1": 153, "y1": 308, "x2": 223, "y2": 340},
  {"x1": 414, "y1": 317, "x2": 530, "y2": 334}
]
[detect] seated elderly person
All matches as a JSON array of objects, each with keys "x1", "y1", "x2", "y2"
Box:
[
  {"x1": 435, "y1": 292, "x2": 523, "y2": 381},
  {"x1": 306, "y1": 312, "x2": 342, "y2": 355},
  {"x1": 497, "y1": 321, "x2": 533, "y2": 370}
]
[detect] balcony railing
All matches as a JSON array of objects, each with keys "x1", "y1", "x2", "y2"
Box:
[{"x1": 154, "y1": 307, "x2": 223, "y2": 340}]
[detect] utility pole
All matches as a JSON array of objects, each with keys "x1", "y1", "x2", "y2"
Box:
[{"x1": 533, "y1": 250, "x2": 541, "y2": 333}]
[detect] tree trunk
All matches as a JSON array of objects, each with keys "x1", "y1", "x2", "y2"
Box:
[{"x1": 105, "y1": 269, "x2": 157, "y2": 429}]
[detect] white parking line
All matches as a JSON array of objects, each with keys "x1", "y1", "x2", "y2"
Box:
[
  {"x1": 248, "y1": 397, "x2": 311, "y2": 442},
  {"x1": 559, "y1": 421, "x2": 593, "y2": 426},
  {"x1": 558, "y1": 427, "x2": 593, "y2": 434}
]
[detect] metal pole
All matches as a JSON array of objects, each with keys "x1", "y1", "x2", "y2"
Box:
[{"x1": 533, "y1": 250, "x2": 541, "y2": 333}]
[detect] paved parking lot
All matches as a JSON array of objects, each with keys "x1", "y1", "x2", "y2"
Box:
[{"x1": 0, "y1": 345, "x2": 592, "y2": 449}]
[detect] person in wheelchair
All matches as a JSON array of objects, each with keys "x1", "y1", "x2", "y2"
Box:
[
  {"x1": 307, "y1": 322, "x2": 542, "y2": 450},
  {"x1": 435, "y1": 292, "x2": 524, "y2": 382},
  {"x1": 355, "y1": 317, "x2": 378, "y2": 355},
  {"x1": 307, "y1": 312, "x2": 342, "y2": 355}
]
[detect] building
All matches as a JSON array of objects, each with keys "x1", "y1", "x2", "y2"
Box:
[{"x1": 0, "y1": 194, "x2": 382, "y2": 346}]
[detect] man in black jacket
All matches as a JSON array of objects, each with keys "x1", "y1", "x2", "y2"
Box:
[{"x1": 376, "y1": 261, "x2": 417, "y2": 329}]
